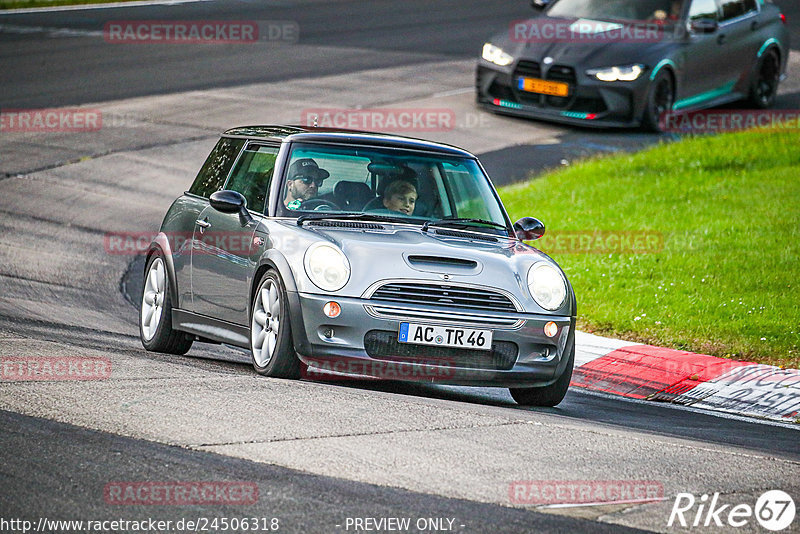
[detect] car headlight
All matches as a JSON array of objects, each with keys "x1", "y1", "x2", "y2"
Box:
[
  {"x1": 304, "y1": 243, "x2": 350, "y2": 292},
  {"x1": 586, "y1": 64, "x2": 644, "y2": 82},
  {"x1": 527, "y1": 263, "x2": 567, "y2": 311},
  {"x1": 482, "y1": 43, "x2": 514, "y2": 67}
]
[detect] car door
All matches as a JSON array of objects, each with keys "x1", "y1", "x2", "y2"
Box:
[
  {"x1": 190, "y1": 142, "x2": 279, "y2": 326},
  {"x1": 678, "y1": 0, "x2": 729, "y2": 107},
  {"x1": 177, "y1": 137, "x2": 244, "y2": 308},
  {"x1": 716, "y1": 0, "x2": 761, "y2": 89}
]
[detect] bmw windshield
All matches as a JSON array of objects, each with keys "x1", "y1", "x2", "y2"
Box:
[
  {"x1": 278, "y1": 143, "x2": 511, "y2": 235},
  {"x1": 547, "y1": 0, "x2": 685, "y2": 24}
]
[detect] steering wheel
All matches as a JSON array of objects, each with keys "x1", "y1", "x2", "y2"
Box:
[{"x1": 299, "y1": 198, "x2": 341, "y2": 211}]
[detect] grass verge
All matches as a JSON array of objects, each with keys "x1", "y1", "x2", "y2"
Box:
[{"x1": 500, "y1": 127, "x2": 799, "y2": 368}]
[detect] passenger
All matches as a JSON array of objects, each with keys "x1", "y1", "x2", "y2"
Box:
[{"x1": 382, "y1": 179, "x2": 417, "y2": 215}]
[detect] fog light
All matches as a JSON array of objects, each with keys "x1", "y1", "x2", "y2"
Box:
[
  {"x1": 544, "y1": 321, "x2": 558, "y2": 338},
  {"x1": 323, "y1": 301, "x2": 341, "y2": 318}
]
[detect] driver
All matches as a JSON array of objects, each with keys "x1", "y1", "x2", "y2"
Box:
[{"x1": 283, "y1": 158, "x2": 330, "y2": 210}]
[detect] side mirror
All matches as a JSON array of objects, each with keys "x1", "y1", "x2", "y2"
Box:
[
  {"x1": 210, "y1": 190, "x2": 253, "y2": 226},
  {"x1": 531, "y1": 0, "x2": 552, "y2": 10},
  {"x1": 514, "y1": 217, "x2": 545, "y2": 241},
  {"x1": 689, "y1": 18, "x2": 718, "y2": 34}
]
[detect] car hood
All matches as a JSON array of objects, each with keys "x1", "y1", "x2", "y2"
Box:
[
  {"x1": 493, "y1": 15, "x2": 676, "y2": 68},
  {"x1": 290, "y1": 221, "x2": 568, "y2": 313}
]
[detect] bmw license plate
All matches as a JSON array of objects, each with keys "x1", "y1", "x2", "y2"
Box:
[
  {"x1": 517, "y1": 76, "x2": 569, "y2": 97},
  {"x1": 398, "y1": 323, "x2": 492, "y2": 351}
]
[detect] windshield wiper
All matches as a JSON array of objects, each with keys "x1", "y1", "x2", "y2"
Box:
[
  {"x1": 296, "y1": 212, "x2": 422, "y2": 226},
  {"x1": 421, "y1": 217, "x2": 508, "y2": 233}
]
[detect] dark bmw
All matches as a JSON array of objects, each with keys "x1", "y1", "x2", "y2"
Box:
[{"x1": 476, "y1": 0, "x2": 790, "y2": 130}]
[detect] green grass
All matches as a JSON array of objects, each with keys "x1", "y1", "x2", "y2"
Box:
[
  {"x1": 0, "y1": 0, "x2": 143, "y2": 9},
  {"x1": 500, "y1": 127, "x2": 800, "y2": 368}
]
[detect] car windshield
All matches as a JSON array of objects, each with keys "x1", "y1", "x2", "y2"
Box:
[
  {"x1": 279, "y1": 142, "x2": 510, "y2": 235},
  {"x1": 547, "y1": 0, "x2": 685, "y2": 23}
]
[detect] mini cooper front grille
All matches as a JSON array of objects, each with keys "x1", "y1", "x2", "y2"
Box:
[
  {"x1": 308, "y1": 220, "x2": 385, "y2": 230},
  {"x1": 364, "y1": 330, "x2": 518, "y2": 371},
  {"x1": 369, "y1": 282, "x2": 517, "y2": 313}
]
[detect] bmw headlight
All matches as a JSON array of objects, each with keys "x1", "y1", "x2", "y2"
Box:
[
  {"x1": 304, "y1": 243, "x2": 350, "y2": 292},
  {"x1": 586, "y1": 64, "x2": 644, "y2": 82},
  {"x1": 527, "y1": 263, "x2": 567, "y2": 311},
  {"x1": 482, "y1": 43, "x2": 514, "y2": 67}
]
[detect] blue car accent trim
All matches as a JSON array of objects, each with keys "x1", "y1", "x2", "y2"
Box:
[
  {"x1": 758, "y1": 37, "x2": 780, "y2": 58},
  {"x1": 649, "y1": 59, "x2": 676, "y2": 81},
  {"x1": 673, "y1": 80, "x2": 736, "y2": 111}
]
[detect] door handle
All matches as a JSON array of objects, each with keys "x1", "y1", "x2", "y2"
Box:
[
  {"x1": 750, "y1": 20, "x2": 758, "y2": 31},
  {"x1": 717, "y1": 33, "x2": 726, "y2": 44},
  {"x1": 195, "y1": 219, "x2": 211, "y2": 231}
]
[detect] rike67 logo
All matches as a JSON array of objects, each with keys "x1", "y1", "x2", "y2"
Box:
[{"x1": 668, "y1": 490, "x2": 795, "y2": 531}]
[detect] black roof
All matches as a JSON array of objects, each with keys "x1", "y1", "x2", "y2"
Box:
[{"x1": 222, "y1": 125, "x2": 474, "y2": 158}]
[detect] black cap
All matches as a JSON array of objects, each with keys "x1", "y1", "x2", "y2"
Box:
[{"x1": 287, "y1": 158, "x2": 330, "y2": 181}]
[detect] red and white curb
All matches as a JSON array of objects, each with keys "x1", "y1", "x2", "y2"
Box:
[{"x1": 572, "y1": 331, "x2": 800, "y2": 424}]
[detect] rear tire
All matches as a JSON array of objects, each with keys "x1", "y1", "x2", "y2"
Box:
[
  {"x1": 509, "y1": 337, "x2": 574, "y2": 407},
  {"x1": 748, "y1": 49, "x2": 780, "y2": 109},
  {"x1": 250, "y1": 270, "x2": 301, "y2": 378},
  {"x1": 642, "y1": 70, "x2": 674, "y2": 133},
  {"x1": 139, "y1": 253, "x2": 193, "y2": 355}
]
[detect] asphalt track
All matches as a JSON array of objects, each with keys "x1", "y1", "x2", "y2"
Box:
[{"x1": 1, "y1": 1, "x2": 799, "y2": 533}]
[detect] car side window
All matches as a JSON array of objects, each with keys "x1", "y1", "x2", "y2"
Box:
[
  {"x1": 225, "y1": 144, "x2": 279, "y2": 214},
  {"x1": 688, "y1": 0, "x2": 719, "y2": 20},
  {"x1": 188, "y1": 138, "x2": 245, "y2": 198},
  {"x1": 718, "y1": 0, "x2": 748, "y2": 20}
]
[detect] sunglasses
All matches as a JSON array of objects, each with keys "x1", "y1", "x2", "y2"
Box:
[{"x1": 293, "y1": 176, "x2": 324, "y2": 186}]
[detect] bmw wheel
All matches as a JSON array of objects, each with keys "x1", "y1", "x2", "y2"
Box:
[
  {"x1": 139, "y1": 253, "x2": 193, "y2": 354},
  {"x1": 748, "y1": 50, "x2": 780, "y2": 109},
  {"x1": 250, "y1": 270, "x2": 301, "y2": 378},
  {"x1": 643, "y1": 70, "x2": 674, "y2": 133}
]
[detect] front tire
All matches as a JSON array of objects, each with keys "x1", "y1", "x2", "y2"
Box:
[
  {"x1": 250, "y1": 270, "x2": 301, "y2": 378},
  {"x1": 642, "y1": 70, "x2": 674, "y2": 133},
  {"x1": 139, "y1": 253, "x2": 193, "y2": 354},
  {"x1": 509, "y1": 337, "x2": 574, "y2": 407}
]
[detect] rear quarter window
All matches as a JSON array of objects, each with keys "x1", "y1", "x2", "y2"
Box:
[{"x1": 188, "y1": 137, "x2": 245, "y2": 198}]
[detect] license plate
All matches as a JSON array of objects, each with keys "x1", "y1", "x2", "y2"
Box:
[
  {"x1": 398, "y1": 323, "x2": 492, "y2": 351},
  {"x1": 517, "y1": 77, "x2": 569, "y2": 97}
]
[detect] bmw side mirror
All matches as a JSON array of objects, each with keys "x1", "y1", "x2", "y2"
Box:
[
  {"x1": 690, "y1": 18, "x2": 718, "y2": 34},
  {"x1": 210, "y1": 190, "x2": 253, "y2": 226},
  {"x1": 514, "y1": 217, "x2": 545, "y2": 241},
  {"x1": 531, "y1": 0, "x2": 552, "y2": 11}
]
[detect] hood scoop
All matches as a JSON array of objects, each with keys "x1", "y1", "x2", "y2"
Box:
[{"x1": 405, "y1": 254, "x2": 482, "y2": 275}]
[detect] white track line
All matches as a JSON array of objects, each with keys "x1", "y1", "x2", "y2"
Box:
[{"x1": 0, "y1": 0, "x2": 214, "y2": 15}]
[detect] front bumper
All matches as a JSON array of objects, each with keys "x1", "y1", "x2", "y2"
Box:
[
  {"x1": 476, "y1": 61, "x2": 652, "y2": 128},
  {"x1": 288, "y1": 291, "x2": 575, "y2": 388}
]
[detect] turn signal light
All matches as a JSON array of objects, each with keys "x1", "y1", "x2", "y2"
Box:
[
  {"x1": 323, "y1": 301, "x2": 341, "y2": 318},
  {"x1": 544, "y1": 321, "x2": 558, "y2": 338}
]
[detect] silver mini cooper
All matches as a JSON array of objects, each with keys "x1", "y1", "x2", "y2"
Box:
[{"x1": 140, "y1": 126, "x2": 576, "y2": 406}]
